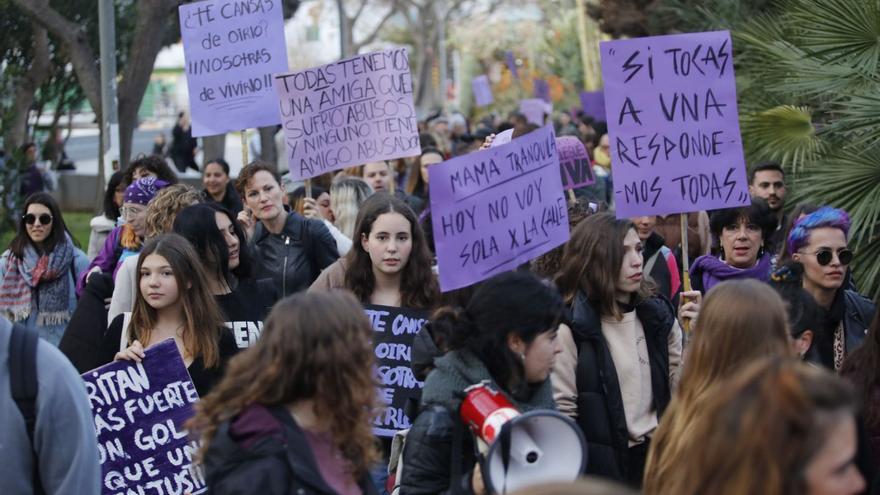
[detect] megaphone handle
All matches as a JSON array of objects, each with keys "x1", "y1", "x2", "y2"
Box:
[{"x1": 498, "y1": 422, "x2": 513, "y2": 494}]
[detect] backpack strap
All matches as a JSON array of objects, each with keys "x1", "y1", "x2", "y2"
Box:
[{"x1": 9, "y1": 323, "x2": 45, "y2": 495}]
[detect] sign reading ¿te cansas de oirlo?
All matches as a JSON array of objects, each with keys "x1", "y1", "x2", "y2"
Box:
[
  {"x1": 275, "y1": 48, "x2": 421, "y2": 181},
  {"x1": 429, "y1": 124, "x2": 570, "y2": 292},
  {"x1": 599, "y1": 30, "x2": 750, "y2": 218},
  {"x1": 179, "y1": 0, "x2": 289, "y2": 137},
  {"x1": 83, "y1": 340, "x2": 204, "y2": 495}
]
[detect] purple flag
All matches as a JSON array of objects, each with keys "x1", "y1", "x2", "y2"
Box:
[
  {"x1": 472, "y1": 75, "x2": 494, "y2": 107},
  {"x1": 179, "y1": 0, "x2": 289, "y2": 137},
  {"x1": 275, "y1": 48, "x2": 421, "y2": 181},
  {"x1": 82, "y1": 340, "x2": 204, "y2": 495},
  {"x1": 599, "y1": 30, "x2": 749, "y2": 218},
  {"x1": 428, "y1": 124, "x2": 569, "y2": 292},
  {"x1": 534, "y1": 78, "x2": 551, "y2": 103},
  {"x1": 557, "y1": 136, "x2": 595, "y2": 189},
  {"x1": 519, "y1": 98, "x2": 552, "y2": 126},
  {"x1": 578, "y1": 90, "x2": 607, "y2": 122},
  {"x1": 364, "y1": 305, "x2": 428, "y2": 437},
  {"x1": 505, "y1": 51, "x2": 519, "y2": 79}
]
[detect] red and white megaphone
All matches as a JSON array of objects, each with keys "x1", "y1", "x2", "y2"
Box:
[{"x1": 460, "y1": 382, "x2": 587, "y2": 494}]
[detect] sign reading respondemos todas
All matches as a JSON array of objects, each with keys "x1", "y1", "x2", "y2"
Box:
[
  {"x1": 275, "y1": 48, "x2": 421, "y2": 181},
  {"x1": 599, "y1": 30, "x2": 750, "y2": 218},
  {"x1": 364, "y1": 304, "x2": 428, "y2": 437},
  {"x1": 429, "y1": 124, "x2": 570, "y2": 292},
  {"x1": 82, "y1": 340, "x2": 204, "y2": 495},
  {"x1": 179, "y1": 0, "x2": 289, "y2": 137}
]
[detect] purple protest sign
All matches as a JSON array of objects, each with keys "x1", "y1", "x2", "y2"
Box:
[
  {"x1": 557, "y1": 136, "x2": 595, "y2": 190},
  {"x1": 429, "y1": 124, "x2": 569, "y2": 292},
  {"x1": 519, "y1": 98, "x2": 551, "y2": 126},
  {"x1": 364, "y1": 305, "x2": 428, "y2": 437},
  {"x1": 534, "y1": 78, "x2": 551, "y2": 103},
  {"x1": 179, "y1": 0, "x2": 289, "y2": 137},
  {"x1": 578, "y1": 90, "x2": 607, "y2": 122},
  {"x1": 275, "y1": 48, "x2": 420, "y2": 181},
  {"x1": 505, "y1": 51, "x2": 519, "y2": 79},
  {"x1": 472, "y1": 75, "x2": 494, "y2": 107},
  {"x1": 600, "y1": 30, "x2": 749, "y2": 218},
  {"x1": 82, "y1": 340, "x2": 204, "y2": 495}
]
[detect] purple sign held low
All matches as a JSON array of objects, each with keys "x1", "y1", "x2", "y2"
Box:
[
  {"x1": 534, "y1": 78, "x2": 551, "y2": 103},
  {"x1": 519, "y1": 98, "x2": 551, "y2": 126},
  {"x1": 82, "y1": 340, "x2": 204, "y2": 495},
  {"x1": 179, "y1": 0, "x2": 289, "y2": 137},
  {"x1": 275, "y1": 48, "x2": 420, "y2": 181},
  {"x1": 557, "y1": 136, "x2": 595, "y2": 190},
  {"x1": 578, "y1": 90, "x2": 607, "y2": 123},
  {"x1": 472, "y1": 75, "x2": 494, "y2": 107},
  {"x1": 364, "y1": 305, "x2": 428, "y2": 437},
  {"x1": 600, "y1": 30, "x2": 749, "y2": 218},
  {"x1": 429, "y1": 124, "x2": 569, "y2": 292}
]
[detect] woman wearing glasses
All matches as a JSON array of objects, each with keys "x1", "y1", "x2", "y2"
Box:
[
  {"x1": 788, "y1": 207, "x2": 875, "y2": 370},
  {"x1": 77, "y1": 177, "x2": 169, "y2": 296},
  {"x1": 0, "y1": 193, "x2": 89, "y2": 345}
]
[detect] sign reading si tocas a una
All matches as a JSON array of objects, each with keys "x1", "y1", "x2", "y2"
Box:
[
  {"x1": 179, "y1": 0, "x2": 289, "y2": 137},
  {"x1": 557, "y1": 136, "x2": 595, "y2": 190},
  {"x1": 600, "y1": 30, "x2": 749, "y2": 218},
  {"x1": 429, "y1": 124, "x2": 569, "y2": 292},
  {"x1": 82, "y1": 340, "x2": 204, "y2": 495},
  {"x1": 275, "y1": 48, "x2": 421, "y2": 181},
  {"x1": 364, "y1": 304, "x2": 428, "y2": 437}
]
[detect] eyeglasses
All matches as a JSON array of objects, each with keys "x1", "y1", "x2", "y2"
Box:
[
  {"x1": 23, "y1": 213, "x2": 53, "y2": 226},
  {"x1": 120, "y1": 206, "x2": 145, "y2": 220},
  {"x1": 800, "y1": 248, "x2": 853, "y2": 266}
]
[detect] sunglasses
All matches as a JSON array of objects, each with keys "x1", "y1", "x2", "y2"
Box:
[
  {"x1": 23, "y1": 213, "x2": 53, "y2": 226},
  {"x1": 802, "y1": 248, "x2": 853, "y2": 266}
]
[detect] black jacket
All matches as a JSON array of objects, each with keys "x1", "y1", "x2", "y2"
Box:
[
  {"x1": 807, "y1": 289, "x2": 876, "y2": 367},
  {"x1": 251, "y1": 212, "x2": 339, "y2": 297},
  {"x1": 569, "y1": 291, "x2": 676, "y2": 482},
  {"x1": 59, "y1": 273, "x2": 114, "y2": 373},
  {"x1": 203, "y1": 404, "x2": 378, "y2": 495}
]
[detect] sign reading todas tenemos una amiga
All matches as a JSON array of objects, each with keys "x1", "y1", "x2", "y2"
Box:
[
  {"x1": 599, "y1": 30, "x2": 750, "y2": 218},
  {"x1": 275, "y1": 48, "x2": 421, "y2": 181},
  {"x1": 82, "y1": 340, "x2": 204, "y2": 495},
  {"x1": 429, "y1": 124, "x2": 570, "y2": 292},
  {"x1": 179, "y1": 0, "x2": 289, "y2": 137}
]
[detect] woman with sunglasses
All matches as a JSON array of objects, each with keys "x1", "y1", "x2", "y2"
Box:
[
  {"x1": 788, "y1": 207, "x2": 875, "y2": 370},
  {"x1": 0, "y1": 193, "x2": 89, "y2": 345}
]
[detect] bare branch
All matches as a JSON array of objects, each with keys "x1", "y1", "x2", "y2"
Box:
[{"x1": 353, "y1": 0, "x2": 402, "y2": 52}]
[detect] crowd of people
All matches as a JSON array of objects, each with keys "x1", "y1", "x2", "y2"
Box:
[{"x1": 1, "y1": 108, "x2": 878, "y2": 495}]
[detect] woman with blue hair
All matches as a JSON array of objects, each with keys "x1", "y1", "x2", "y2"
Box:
[{"x1": 789, "y1": 207, "x2": 875, "y2": 369}]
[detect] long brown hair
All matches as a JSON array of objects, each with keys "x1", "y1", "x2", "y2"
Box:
[
  {"x1": 189, "y1": 291, "x2": 380, "y2": 477},
  {"x1": 644, "y1": 280, "x2": 793, "y2": 493},
  {"x1": 130, "y1": 234, "x2": 224, "y2": 367},
  {"x1": 555, "y1": 212, "x2": 653, "y2": 319},
  {"x1": 648, "y1": 358, "x2": 857, "y2": 495},
  {"x1": 344, "y1": 193, "x2": 439, "y2": 310}
]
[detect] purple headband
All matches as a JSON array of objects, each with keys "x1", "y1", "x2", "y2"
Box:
[{"x1": 124, "y1": 177, "x2": 169, "y2": 205}]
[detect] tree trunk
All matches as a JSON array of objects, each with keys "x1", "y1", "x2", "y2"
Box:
[
  {"x1": 3, "y1": 24, "x2": 51, "y2": 153},
  {"x1": 203, "y1": 134, "x2": 226, "y2": 166}
]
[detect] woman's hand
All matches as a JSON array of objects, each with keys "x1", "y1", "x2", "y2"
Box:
[
  {"x1": 678, "y1": 290, "x2": 702, "y2": 329},
  {"x1": 114, "y1": 340, "x2": 145, "y2": 363},
  {"x1": 471, "y1": 463, "x2": 485, "y2": 495},
  {"x1": 301, "y1": 197, "x2": 323, "y2": 220},
  {"x1": 479, "y1": 134, "x2": 496, "y2": 150},
  {"x1": 237, "y1": 208, "x2": 256, "y2": 240}
]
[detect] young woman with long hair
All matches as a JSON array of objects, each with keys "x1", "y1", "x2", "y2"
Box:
[
  {"x1": 317, "y1": 193, "x2": 439, "y2": 309},
  {"x1": 235, "y1": 161, "x2": 339, "y2": 297},
  {"x1": 643, "y1": 280, "x2": 793, "y2": 493},
  {"x1": 189, "y1": 291, "x2": 381, "y2": 495},
  {"x1": 655, "y1": 358, "x2": 864, "y2": 495},
  {"x1": 98, "y1": 234, "x2": 236, "y2": 396},
  {"x1": 173, "y1": 203, "x2": 278, "y2": 349},
  {"x1": 0, "y1": 192, "x2": 89, "y2": 345},
  {"x1": 329, "y1": 177, "x2": 373, "y2": 242},
  {"x1": 401, "y1": 271, "x2": 566, "y2": 494},
  {"x1": 553, "y1": 212, "x2": 683, "y2": 487}
]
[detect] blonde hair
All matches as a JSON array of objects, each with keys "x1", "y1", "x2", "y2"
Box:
[
  {"x1": 144, "y1": 184, "x2": 202, "y2": 238},
  {"x1": 644, "y1": 280, "x2": 793, "y2": 493},
  {"x1": 330, "y1": 178, "x2": 372, "y2": 239}
]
